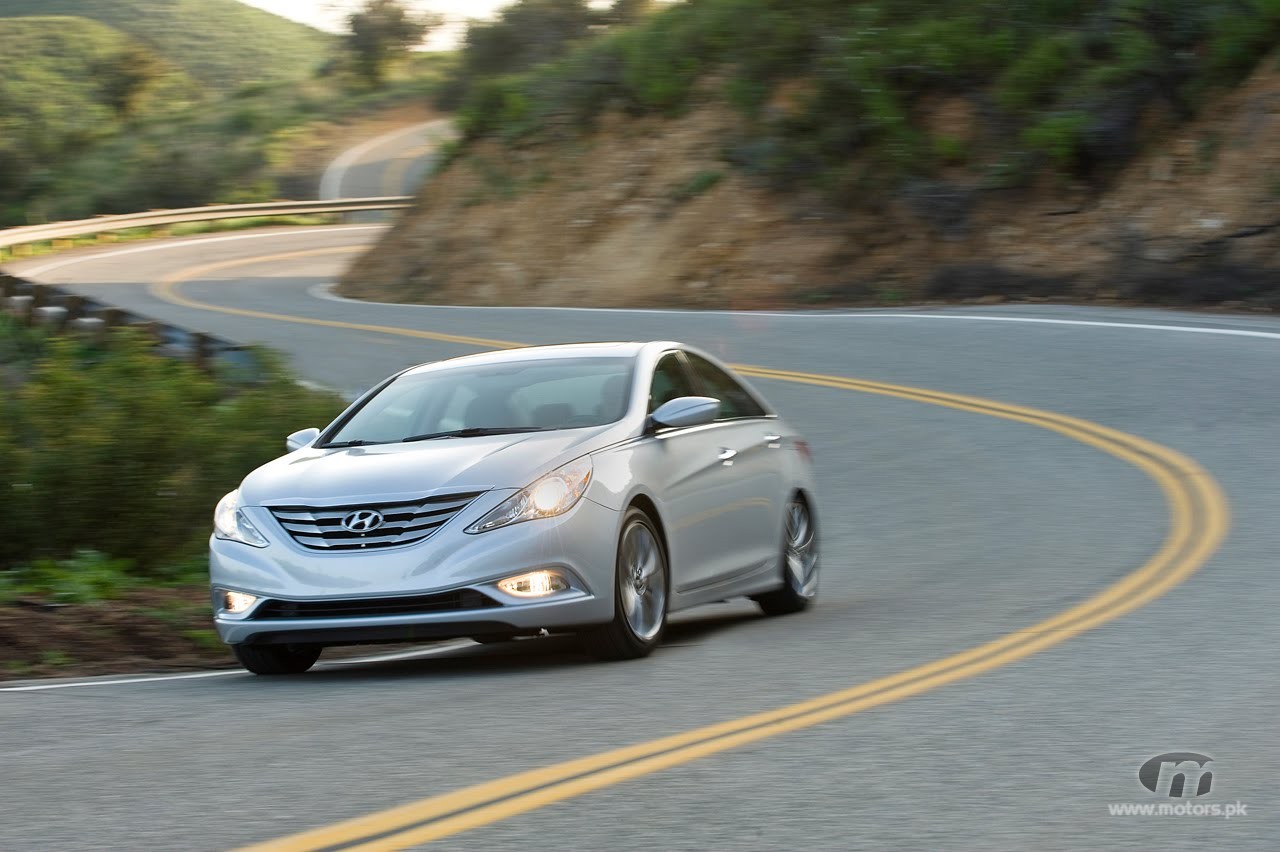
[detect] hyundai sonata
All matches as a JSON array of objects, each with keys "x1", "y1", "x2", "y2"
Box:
[{"x1": 210, "y1": 342, "x2": 819, "y2": 674}]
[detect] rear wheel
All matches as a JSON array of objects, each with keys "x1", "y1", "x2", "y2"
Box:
[
  {"x1": 753, "y1": 496, "x2": 819, "y2": 616},
  {"x1": 231, "y1": 643, "x2": 322, "y2": 675},
  {"x1": 585, "y1": 508, "x2": 668, "y2": 660}
]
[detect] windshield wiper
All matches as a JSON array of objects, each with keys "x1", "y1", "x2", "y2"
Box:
[
  {"x1": 401, "y1": 427, "x2": 549, "y2": 443},
  {"x1": 319, "y1": 439, "x2": 386, "y2": 448}
]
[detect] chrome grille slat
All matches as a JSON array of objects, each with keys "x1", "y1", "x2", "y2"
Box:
[
  {"x1": 292, "y1": 521, "x2": 448, "y2": 543},
  {"x1": 280, "y1": 516, "x2": 449, "y2": 534},
  {"x1": 268, "y1": 491, "x2": 483, "y2": 551},
  {"x1": 272, "y1": 498, "x2": 474, "y2": 524}
]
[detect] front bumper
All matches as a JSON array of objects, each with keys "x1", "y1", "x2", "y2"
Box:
[{"x1": 211, "y1": 492, "x2": 619, "y2": 647}]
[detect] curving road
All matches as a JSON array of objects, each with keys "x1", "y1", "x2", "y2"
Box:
[
  {"x1": 2, "y1": 224, "x2": 1278, "y2": 849},
  {"x1": 319, "y1": 119, "x2": 456, "y2": 201}
]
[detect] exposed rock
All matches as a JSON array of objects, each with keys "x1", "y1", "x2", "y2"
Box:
[{"x1": 339, "y1": 52, "x2": 1280, "y2": 310}]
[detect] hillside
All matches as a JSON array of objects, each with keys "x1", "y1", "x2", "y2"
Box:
[
  {"x1": 0, "y1": 0, "x2": 331, "y2": 90},
  {"x1": 342, "y1": 57, "x2": 1280, "y2": 310},
  {"x1": 0, "y1": 8, "x2": 449, "y2": 225},
  {"x1": 0, "y1": 18, "x2": 196, "y2": 130},
  {"x1": 342, "y1": 0, "x2": 1280, "y2": 310},
  {"x1": 0, "y1": 16, "x2": 200, "y2": 222}
]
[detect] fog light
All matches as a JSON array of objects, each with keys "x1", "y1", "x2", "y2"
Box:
[
  {"x1": 497, "y1": 571, "x2": 568, "y2": 598},
  {"x1": 223, "y1": 590, "x2": 259, "y2": 614}
]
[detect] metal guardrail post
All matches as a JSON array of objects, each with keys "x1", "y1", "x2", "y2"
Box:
[
  {"x1": 26, "y1": 285, "x2": 46, "y2": 327},
  {"x1": 70, "y1": 316, "x2": 107, "y2": 342},
  {"x1": 8, "y1": 295, "x2": 33, "y2": 321},
  {"x1": 34, "y1": 305, "x2": 68, "y2": 331},
  {"x1": 64, "y1": 294, "x2": 85, "y2": 321},
  {"x1": 193, "y1": 332, "x2": 211, "y2": 371}
]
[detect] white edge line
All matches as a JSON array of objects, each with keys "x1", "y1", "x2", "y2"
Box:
[
  {"x1": 15, "y1": 225, "x2": 386, "y2": 279},
  {"x1": 0, "y1": 640, "x2": 476, "y2": 692},
  {"x1": 307, "y1": 283, "x2": 1280, "y2": 341}
]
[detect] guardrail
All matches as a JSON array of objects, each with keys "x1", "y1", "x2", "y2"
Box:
[
  {"x1": 1, "y1": 272, "x2": 261, "y2": 374},
  {"x1": 1, "y1": 196, "x2": 412, "y2": 371},
  {"x1": 0, "y1": 196, "x2": 413, "y2": 250}
]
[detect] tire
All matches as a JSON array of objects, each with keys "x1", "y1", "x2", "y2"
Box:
[
  {"x1": 584, "y1": 507, "x2": 669, "y2": 660},
  {"x1": 753, "y1": 495, "x2": 819, "y2": 616},
  {"x1": 231, "y1": 643, "x2": 322, "y2": 675}
]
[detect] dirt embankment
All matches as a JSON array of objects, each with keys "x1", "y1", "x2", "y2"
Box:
[
  {"x1": 341, "y1": 57, "x2": 1280, "y2": 310},
  {"x1": 0, "y1": 588, "x2": 231, "y2": 680}
]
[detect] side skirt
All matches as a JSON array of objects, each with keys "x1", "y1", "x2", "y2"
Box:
[{"x1": 669, "y1": 558, "x2": 781, "y2": 612}]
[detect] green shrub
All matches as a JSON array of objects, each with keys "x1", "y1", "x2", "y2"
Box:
[
  {"x1": 933, "y1": 135, "x2": 969, "y2": 166},
  {"x1": 996, "y1": 35, "x2": 1080, "y2": 112},
  {"x1": 448, "y1": 0, "x2": 1280, "y2": 198},
  {"x1": 1021, "y1": 112, "x2": 1090, "y2": 169},
  {"x1": 671, "y1": 169, "x2": 724, "y2": 202},
  {"x1": 0, "y1": 330, "x2": 344, "y2": 572},
  {"x1": 1202, "y1": 0, "x2": 1280, "y2": 87},
  {"x1": 0, "y1": 551, "x2": 139, "y2": 605},
  {"x1": 0, "y1": 314, "x2": 45, "y2": 368}
]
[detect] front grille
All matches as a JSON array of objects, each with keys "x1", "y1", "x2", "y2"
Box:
[
  {"x1": 251, "y1": 589, "x2": 502, "y2": 620},
  {"x1": 268, "y1": 491, "x2": 484, "y2": 551}
]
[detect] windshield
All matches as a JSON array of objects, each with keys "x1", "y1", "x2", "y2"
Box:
[{"x1": 321, "y1": 357, "x2": 635, "y2": 447}]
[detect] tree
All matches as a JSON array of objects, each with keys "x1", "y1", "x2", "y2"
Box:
[
  {"x1": 438, "y1": 0, "x2": 600, "y2": 106},
  {"x1": 346, "y1": 0, "x2": 441, "y2": 87},
  {"x1": 601, "y1": 0, "x2": 655, "y2": 25},
  {"x1": 94, "y1": 45, "x2": 167, "y2": 118}
]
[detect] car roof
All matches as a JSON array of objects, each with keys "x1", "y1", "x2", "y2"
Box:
[{"x1": 403, "y1": 341, "x2": 677, "y2": 376}]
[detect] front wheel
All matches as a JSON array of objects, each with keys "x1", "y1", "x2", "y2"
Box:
[
  {"x1": 231, "y1": 643, "x2": 322, "y2": 675},
  {"x1": 753, "y1": 496, "x2": 819, "y2": 616},
  {"x1": 584, "y1": 508, "x2": 668, "y2": 660}
]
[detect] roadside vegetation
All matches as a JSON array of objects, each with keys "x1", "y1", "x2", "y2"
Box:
[
  {"x1": 449, "y1": 0, "x2": 1280, "y2": 200},
  {"x1": 0, "y1": 3, "x2": 452, "y2": 226},
  {"x1": 0, "y1": 317, "x2": 345, "y2": 676},
  {"x1": 0, "y1": 0, "x2": 332, "y2": 91},
  {"x1": 17, "y1": 59, "x2": 453, "y2": 224},
  {"x1": 0, "y1": 318, "x2": 344, "y2": 578}
]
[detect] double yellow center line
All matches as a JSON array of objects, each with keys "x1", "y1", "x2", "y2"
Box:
[{"x1": 146, "y1": 249, "x2": 1227, "y2": 851}]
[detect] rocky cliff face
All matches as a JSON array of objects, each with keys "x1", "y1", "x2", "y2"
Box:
[{"x1": 341, "y1": 54, "x2": 1280, "y2": 310}]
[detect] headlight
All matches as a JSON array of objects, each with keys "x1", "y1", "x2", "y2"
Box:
[
  {"x1": 213, "y1": 490, "x2": 269, "y2": 548},
  {"x1": 467, "y1": 457, "x2": 592, "y2": 533}
]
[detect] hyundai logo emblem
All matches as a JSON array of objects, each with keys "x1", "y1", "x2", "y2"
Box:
[{"x1": 342, "y1": 509, "x2": 384, "y2": 533}]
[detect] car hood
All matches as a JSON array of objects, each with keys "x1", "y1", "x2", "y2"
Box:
[{"x1": 238, "y1": 424, "x2": 627, "y2": 506}]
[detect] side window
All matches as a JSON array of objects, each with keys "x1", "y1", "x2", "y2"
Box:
[
  {"x1": 648, "y1": 353, "x2": 697, "y2": 413},
  {"x1": 686, "y1": 354, "x2": 766, "y2": 420}
]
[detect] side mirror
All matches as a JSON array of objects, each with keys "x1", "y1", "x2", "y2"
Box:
[
  {"x1": 286, "y1": 427, "x2": 321, "y2": 452},
  {"x1": 649, "y1": 396, "x2": 720, "y2": 430}
]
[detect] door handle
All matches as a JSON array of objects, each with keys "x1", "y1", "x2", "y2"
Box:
[
  {"x1": 718, "y1": 447, "x2": 738, "y2": 463},
  {"x1": 763, "y1": 434, "x2": 782, "y2": 448}
]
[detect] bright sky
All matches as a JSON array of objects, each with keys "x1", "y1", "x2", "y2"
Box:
[{"x1": 236, "y1": 1, "x2": 514, "y2": 50}]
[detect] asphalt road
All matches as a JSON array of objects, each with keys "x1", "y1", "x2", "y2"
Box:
[
  {"x1": 2, "y1": 224, "x2": 1278, "y2": 851},
  {"x1": 319, "y1": 119, "x2": 455, "y2": 200}
]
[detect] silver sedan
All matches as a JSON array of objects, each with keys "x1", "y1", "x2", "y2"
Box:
[{"x1": 210, "y1": 341, "x2": 819, "y2": 674}]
